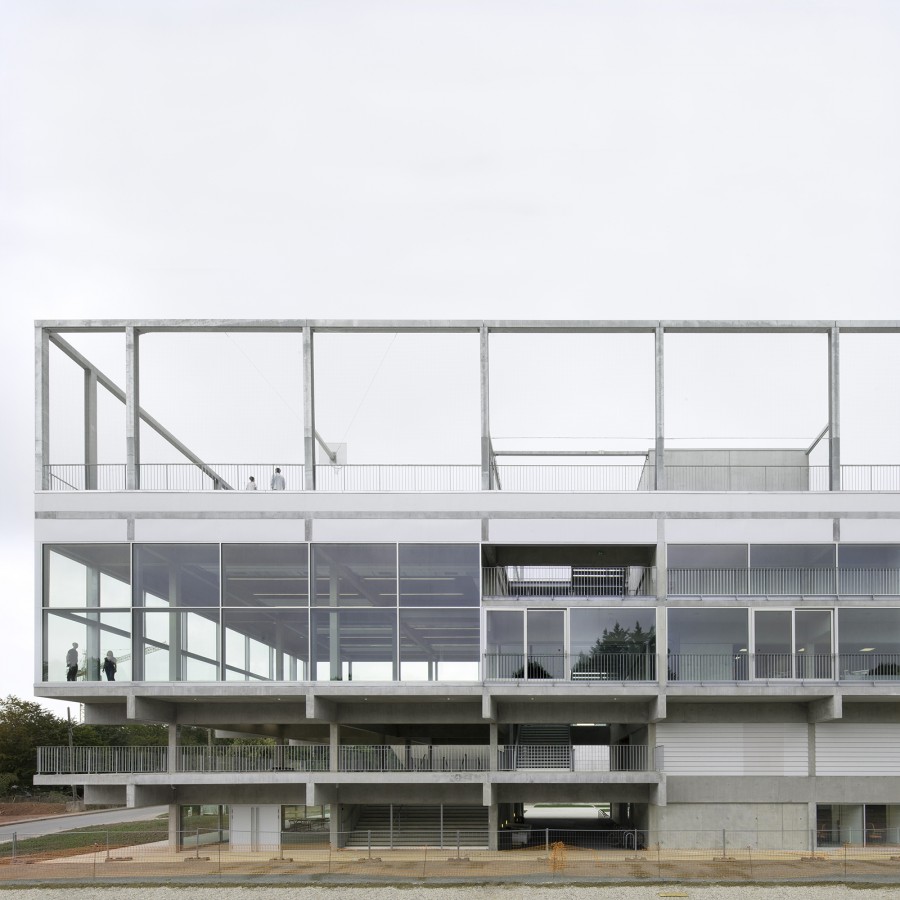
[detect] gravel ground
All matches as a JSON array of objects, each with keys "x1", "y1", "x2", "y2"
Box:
[{"x1": 2, "y1": 887, "x2": 900, "y2": 899}]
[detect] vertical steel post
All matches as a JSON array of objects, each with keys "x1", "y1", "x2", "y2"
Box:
[
  {"x1": 125, "y1": 326, "x2": 141, "y2": 490},
  {"x1": 828, "y1": 325, "x2": 841, "y2": 491},
  {"x1": 303, "y1": 326, "x2": 316, "y2": 491},
  {"x1": 84, "y1": 368, "x2": 98, "y2": 489},
  {"x1": 35, "y1": 326, "x2": 49, "y2": 490},
  {"x1": 480, "y1": 325, "x2": 492, "y2": 490},
  {"x1": 654, "y1": 325, "x2": 665, "y2": 490}
]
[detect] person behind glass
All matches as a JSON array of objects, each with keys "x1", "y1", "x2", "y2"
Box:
[
  {"x1": 270, "y1": 467, "x2": 286, "y2": 490},
  {"x1": 103, "y1": 650, "x2": 117, "y2": 682},
  {"x1": 245, "y1": 476, "x2": 257, "y2": 490},
  {"x1": 66, "y1": 642, "x2": 79, "y2": 681}
]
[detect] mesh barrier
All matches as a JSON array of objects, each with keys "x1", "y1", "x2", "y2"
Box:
[{"x1": 3, "y1": 827, "x2": 900, "y2": 882}]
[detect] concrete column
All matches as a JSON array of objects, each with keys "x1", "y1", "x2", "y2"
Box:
[
  {"x1": 302, "y1": 326, "x2": 316, "y2": 491},
  {"x1": 489, "y1": 722, "x2": 498, "y2": 771},
  {"x1": 480, "y1": 325, "x2": 492, "y2": 490},
  {"x1": 125, "y1": 326, "x2": 141, "y2": 490},
  {"x1": 86, "y1": 563, "x2": 100, "y2": 681},
  {"x1": 168, "y1": 802, "x2": 180, "y2": 850},
  {"x1": 35, "y1": 326, "x2": 49, "y2": 490},
  {"x1": 654, "y1": 325, "x2": 665, "y2": 490},
  {"x1": 487, "y1": 795, "x2": 499, "y2": 851},
  {"x1": 167, "y1": 724, "x2": 179, "y2": 775},
  {"x1": 84, "y1": 368, "x2": 98, "y2": 490},
  {"x1": 329, "y1": 722, "x2": 339, "y2": 773},
  {"x1": 828, "y1": 326, "x2": 841, "y2": 491}
]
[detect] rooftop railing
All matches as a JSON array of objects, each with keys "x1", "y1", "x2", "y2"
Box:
[
  {"x1": 483, "y1": 652, "x2": 657, "y2": 682},
  {"x1": 35, "y1": 743, "x2": 659, "y2": 775},
  {"x1": 42, "y1": 463, "x2": 900, "y2": 492}
]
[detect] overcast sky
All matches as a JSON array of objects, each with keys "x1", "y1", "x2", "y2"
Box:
[{"x1": 2, "y1": 0, "x2": 900, "y2": 711}]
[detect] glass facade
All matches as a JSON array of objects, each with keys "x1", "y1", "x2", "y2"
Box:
[
  {"x1": 39, "y1": 541, "x2": 900, "y2": 684},
  {"x1": 43, "y1": 541, "x2": 480, "y2": 683}
]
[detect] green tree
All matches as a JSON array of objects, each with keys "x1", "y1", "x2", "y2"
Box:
[{"x1": 0, "y1": 696, "x2": 67, "y2": 788}]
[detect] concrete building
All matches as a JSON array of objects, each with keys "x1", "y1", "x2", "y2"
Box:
[{"x1": 32, "y1": 320, "x2": 900, "y2": 851}]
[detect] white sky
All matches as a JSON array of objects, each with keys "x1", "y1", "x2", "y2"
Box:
[{"x1": 2, "y1": 0, "x2": 900, "y2": 711}]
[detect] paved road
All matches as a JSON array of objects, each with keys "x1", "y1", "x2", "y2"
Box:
[{"x1": 0, "y1": 804, "x2": 167, "y2": 840}]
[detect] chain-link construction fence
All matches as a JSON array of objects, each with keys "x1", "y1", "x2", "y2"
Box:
[{"x1": 3, "y1": 828, "x2": 900, "y2": 883}]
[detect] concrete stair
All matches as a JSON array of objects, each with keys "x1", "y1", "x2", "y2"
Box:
[{"x1": 346, "y1": 805, "x2": 489, "y2": 848}]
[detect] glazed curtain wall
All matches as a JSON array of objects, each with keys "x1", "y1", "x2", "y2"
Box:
[{"x1": 42, "y1": 543, "x2": 480, "y2": 683}]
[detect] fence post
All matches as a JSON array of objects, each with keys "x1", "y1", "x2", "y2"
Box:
[
  {"x1": 457, "y1": 830, "x2": 461, "y2": 859},
  {"x1": 11, "y1": 832, "x2": 16, "y2": 862},
  {"x1": 106, "y1": 830, "x2": 110, "y2": 861},
  {"x1": 195, "y1": 827, "x2": 201, "y2": 859},
  {"x1": 545, "y1": 828, "x2": 549, "y2": 854},
  {"x1": 722, "y1": 828, "x2": 726, "y2": 859},
  {"x1": 368, "y1": 830, "x2": 372, "y2": 859}
]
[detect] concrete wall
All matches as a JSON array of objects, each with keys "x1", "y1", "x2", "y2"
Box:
[{"x1": 653, "y1": 802, "x2": 810, "y2": 850}]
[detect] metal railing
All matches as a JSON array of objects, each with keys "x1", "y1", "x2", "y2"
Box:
[
  {"x1": 483, "y1": 652, "x2": 657, "y2": 681},
  {"x1": 42, "y1": 463, "x2": 900, "y2": 492},
  {"x1": 669, "y1": 567, "x2": 900, "y2": 596},
  {"x1": 36, "y1": 743, "x2": 660, "y2": 775},
  {"x1": 36, "y1": 745, "x2": 167, "y2": 775},
  {"x1": 177, "y1": 744, "x2": 329, "y2": 773},
  {"x1": 482, "y1": 565, "x2": 655, "y2": 598},
  {"x1": 498, "y1": 744, "x2": 657, "y2": 772}
]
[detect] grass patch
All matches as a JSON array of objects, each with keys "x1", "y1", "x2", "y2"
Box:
[{"x1": 1, "y1": 816, "x2": 169, "y2": 860}]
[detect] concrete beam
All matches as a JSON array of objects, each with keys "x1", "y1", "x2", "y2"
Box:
[
  {"x1": 306, "y1": 693, "x2": 336, "y2": 722},
  {"x1": 809, "y1": 694, "x2": 842, "y2": 723},
  {"x1": 649, "y1": 694, "x2": 666, "y2": 722},
  {"x1": 83, "y1": 703, "x2": 129, "y2": 726},
  {"x1": 128, "y1": 696, "x2": 176, "y2": 724},
  {"x1": 482, "y1": 691, "x2": 496, "y2": 722}
]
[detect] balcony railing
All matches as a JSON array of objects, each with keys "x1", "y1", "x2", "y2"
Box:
[
  {"x1": 480, "y1": 652, "x2": 900, "y2": 682},
  {"x1": 668, "y1": 568, "x2": 900, "y2": 596},
  {"x1": 484, "y1": 652, "x2": 657, "y2": 681},
  {"x1": 483, "y1": 565, "x2": 655, "y2": 598},
  {"x1": 36, "y1": 743, "x2": 659, "y2": 775},
  {"x1": 497, "y1": 744, "x2": 659, "y2": 772},
  {"x1": 667, "y1": 652, "x2": 900, "y2": 682},
  {"x1": 42, "y1": 463, "x2": 900, "y2": 492}
]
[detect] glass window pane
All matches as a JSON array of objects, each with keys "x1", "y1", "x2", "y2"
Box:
[
  {"x1": 399, "y1": 608, "x2": 479, "y2": 681},
  {"x1": 134, "y1": 545, "x2": 220, "y2": 607},
  {"x1": 223, "y1": 609, "x2": 310, "y2": 681},
  {"x1": 485, "y1": 610, "x2": 524, "y2": 679},
  {"x1": 527, "y1": 610, "x2": 565, "y2": 678},
  {"x1": 839, "y1": 545, "x2": 900, "y2": 567},
  {"x1": 754, "y1": 610, "x2": 792, "y2": 678},
  {"x1": 398, "y1": 544, "x2": 480, "y2": 607},
  {"x1": 43, "y1": 544, "x2": 131, "y2": 608},
  {"x1": 312, "y1": 544, "x2": 397, "y2": 607},
  {"x1": 570, "y1": 609, "x2": 656, "y2": 656},
  {"x1": 839, "y1": 609, "x2": 900, "y2": 679},
  {"x1": 223, "y1": 544, "x2": 309, "y2": 607},
  {"x1": 750, "y1": 544, "x2": 835, "y2": 567},
  {"x1": 136, "y1": 610, "x2": 220, "y2": 681},
  {"x1": 311, "y1": 609, "x2": 397, "y2": 681},
  {"x1": 668, "y1": 608, "x2": 749, "y2": 680},
  {"x1": 43, "y1": 611, "x2": 131, "y2": 682},
  {"x1": 570, "y1": 608, "x2": 656, "y2": 681},
  {"x1": 668, "y1": 545, "x2": 747, "y2": 568}
]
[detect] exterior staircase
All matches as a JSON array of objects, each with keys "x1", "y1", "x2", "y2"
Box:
[
  {"x1": 513, "y1": 724, "x2": 573, "y2": 768},
  {"x1": 345, "y1": 805, "x2": 489, "y2": 848}
]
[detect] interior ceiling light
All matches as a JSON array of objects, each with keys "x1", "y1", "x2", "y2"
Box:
[{"x1": 860, "y1": 647, "x2": 875, "y2": 652}]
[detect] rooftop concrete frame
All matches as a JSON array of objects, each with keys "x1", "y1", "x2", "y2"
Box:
[{"x1": 35, "y1": 319, "x2": 900, "y2": 494}]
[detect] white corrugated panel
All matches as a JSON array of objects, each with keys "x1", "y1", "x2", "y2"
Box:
[
  {"x1": 816, "y1": 723, "x2": 900, "y2": 776},
  {"x1": 657, "y1": 723, "x2": 808, "y2": 775}
]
